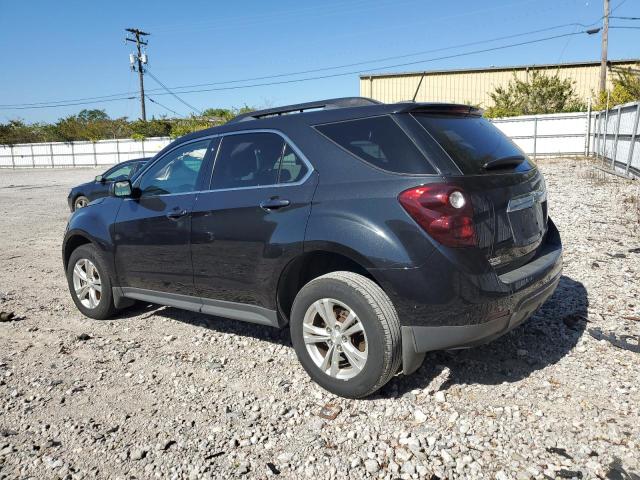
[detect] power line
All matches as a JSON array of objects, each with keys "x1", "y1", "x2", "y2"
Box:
[
  {"x1": 0, "y1": 28, "x2": 608, "y2": 111},
  {"x1": 145, "y1": 69, "x2": 202, "y2": 115},
  {"x1": 0, "y1": 22, "x2": 602, "y2": 109},
  {"x1": 129, "y1": 23, "x2": 595, "y2": 92},
  {"x1": 155, "y1": 31, "x2": 594, "y2": 96},
  {"x1": 3, "y1": 96, "x2": 137, "y2": 110},
  {"x1": 147, "y1": 96, "x2": 184, "y2": 117},
  {"x1": 610, "y1": 16, "x2": 640, "y2": 20}
]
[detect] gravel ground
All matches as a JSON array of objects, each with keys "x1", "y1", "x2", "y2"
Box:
[{"x1": 0, "y1": 159, "x2": 639, "y2": 480}]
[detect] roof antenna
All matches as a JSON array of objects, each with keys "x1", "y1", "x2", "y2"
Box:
[{"x1": 411, "y1": 72, "x2": 426, "y2": 102}]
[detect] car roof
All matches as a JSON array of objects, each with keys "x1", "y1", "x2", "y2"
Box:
[
  {"x1": 173, "y1": 97, "x2": 481, "y2": 146},
  {"x1": 112, "y1": 157, "x2": 149, "y2": 166}
]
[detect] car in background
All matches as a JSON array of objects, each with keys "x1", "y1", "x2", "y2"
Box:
[{"x1": 67, "y1": 158, "x2": 149, "y2": 211}]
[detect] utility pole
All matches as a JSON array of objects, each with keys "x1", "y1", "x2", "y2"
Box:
[
  {"x1": 599, "y1": 0, "x2": 609, "y2": 94},
  {"x1": 125, "y1": 28, "x2": 150, "y2": 121}
]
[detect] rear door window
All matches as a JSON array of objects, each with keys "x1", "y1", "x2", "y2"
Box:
[
  {"x1": 413, "y1": 114, "x2": 533, "y2": 174},
  {"x1": 211, "y1": 132, "x2": 310, "y2": 190},
  {"x1": 315, "y1": 116, "x2": 435, "y2": 174}
]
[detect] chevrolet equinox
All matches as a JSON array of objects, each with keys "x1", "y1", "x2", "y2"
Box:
[{"x1": 63, "y1": 97, "x2": 562, "y2": 398}]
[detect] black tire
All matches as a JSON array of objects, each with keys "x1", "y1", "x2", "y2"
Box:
[
  {"x1": 66, "y1": 244, "x2": 117, "y2": 320},
  {"x1": 290, "y1": 271, "x2": 402, "y2": 398},
  {"x1": 73, "y1": 195, "x2": 90, "y2": 211}
]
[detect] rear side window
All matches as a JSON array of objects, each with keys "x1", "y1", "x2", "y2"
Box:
[
  {"x1": 315, "y1": 116, "x2": 435, "y2": 174},
  {"x1": 277, "y1": 144, "x2": 308, "y2": 184},
  {"x1": 211, "y1": 132, "x2": 309, "y2": 190},
  {"x1": 413, "y1": 114, "x2": 532, "y2": 174}
]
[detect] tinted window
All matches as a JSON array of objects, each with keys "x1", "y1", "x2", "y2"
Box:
[
  {"x1": 315, "y1": 116, "x2": 435, "y2": 174},
  {"x1": 277, "y1": 144, "x2": 308, "y2": 183},
  {"x1": 413, "y1": 114, "x2": 532, "y2": 174},
  {"x1": 138, "y1": 140, "x2": 210, "y2": 196},
  {"x1": 211, "y1": 133, "x2": 285, "y2": 189},
  {"x1": 104, "y1": 164, "x2": 134, "y2": 181}
]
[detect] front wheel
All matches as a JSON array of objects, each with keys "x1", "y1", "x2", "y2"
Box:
[
  {"x1": 66, "y1": 244, "x2": 117, "y2": 320},
  {"x1": 73, "y1": 195, "x2": 89, "y2": 211},
  {"x1": 290, "y1": 271, "x2": 401, "y2": 398}
]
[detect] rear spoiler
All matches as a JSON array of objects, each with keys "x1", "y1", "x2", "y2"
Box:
[{"x1": 393, "y1": 103, "x2": 483, "y2": 117}]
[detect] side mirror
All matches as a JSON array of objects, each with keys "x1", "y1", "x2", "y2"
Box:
[
  {"x1": 111, "y1": 180, "x2": 133, "y2": 198},
  {"x1": 95, "y1": 175, "x2": 104, "y2": 183}
]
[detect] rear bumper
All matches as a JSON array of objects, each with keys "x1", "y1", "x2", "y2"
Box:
[
  {"x1": 400, "y1": 270, "x2": 561, "y2": 374},
  {"x1": 370, "y1": 219, "x2": 563, "y2": 374}
]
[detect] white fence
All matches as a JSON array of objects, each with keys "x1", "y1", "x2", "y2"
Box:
[
  {"x1": 1, "y1": 104, "x2": 639, "y2": 178},
  {"x1": 0, "y1": 137, "x2": 171, "y2": 168},
  {"x1": 592, "y1": 101, "x2": 640, "y2": 178},
  {"x1": 491, "y1": 111, "x2": 596, "y2": 158}
]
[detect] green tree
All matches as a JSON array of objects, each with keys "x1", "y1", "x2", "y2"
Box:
[
  {"x1": 129, "y1": 118, "x2": 172, "y2": 139},
  {"x1": 0, "y1": 105, "x2": 256, "y2": 144},
  {"x1": 76, "y1": 109, "x2": 110, "y2": 122},
  {"x1": 593, "y1": 68, "x2": 640, "y2": 110},
  {"x1": 0, "y1": 120, "x2": 43, "y2": 145},
  {"x1": 485, "y1": 71, "x2": 586, "y2": 118},
  {"x1": 169, "y1": 116, "x2": 214, "y2": 138}
]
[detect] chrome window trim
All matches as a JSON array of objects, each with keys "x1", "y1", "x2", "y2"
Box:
[
  {"x1": 132, "y1": 129, "x2": 315, "y2": 197},
  {"x1": 205, "y1": 129, "x2": 315, "y2": 193}
]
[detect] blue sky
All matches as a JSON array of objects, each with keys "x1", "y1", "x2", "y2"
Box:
[{"x1": 1, "y1": 0, "x2": 638, "y2": 122}]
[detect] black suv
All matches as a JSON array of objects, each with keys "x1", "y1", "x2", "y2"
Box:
[{"x1": 63, "y1": 97, "x2": 562, "y2": 398}]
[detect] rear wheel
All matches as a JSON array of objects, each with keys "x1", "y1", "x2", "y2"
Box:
[
  {"x1": 290, "y1": 271, "x2": 401, "y2": 398},
  {"x1": 73, "y1": 195, "x2": 89, "y2": 211},
  {"x1": 66, "y1": 244, "x2": 116, "y2": 319}
]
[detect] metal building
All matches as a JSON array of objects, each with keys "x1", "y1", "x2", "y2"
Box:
[{"x1": 359, "y1": 59, "x2": 640, "y2": 107}]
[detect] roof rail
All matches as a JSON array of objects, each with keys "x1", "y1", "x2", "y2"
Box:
[{"x1": 228, "y1": 97, "x2": 381, "y2": 123}]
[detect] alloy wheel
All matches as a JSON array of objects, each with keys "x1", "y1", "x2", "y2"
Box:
[
  {"x1": 302, "y1": 298, "x2": 368, "y2": 379},
  {"x1": 72, "y1": 258, "x2": 102, "y2": 309}
]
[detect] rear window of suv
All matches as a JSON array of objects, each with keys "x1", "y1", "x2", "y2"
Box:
[
  {"x1": 413, "y1": 114, "x2": 533, "y2": 174},
  {"x1": 315, "y1": 116, "x2": 436, "y2": 174}
]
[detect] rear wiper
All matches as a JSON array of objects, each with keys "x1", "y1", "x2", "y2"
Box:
[{"x1": 483, "y1": 155, "x2": 525, "y2": 170}]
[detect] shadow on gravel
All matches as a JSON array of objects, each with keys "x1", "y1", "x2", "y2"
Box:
[
  {"x1": 153, "y1": 306, "x2": 291, "y2": 346},
  {"x1": 381, "y1": 275, "x2": 588, "y2": 397},
  {"x1": 126, "y1": 275, "x2": 587, "y2": 399}
]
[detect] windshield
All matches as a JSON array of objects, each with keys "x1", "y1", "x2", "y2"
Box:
[{"x1": 413, "y1": 114, "x2": 534, "y2": 174}]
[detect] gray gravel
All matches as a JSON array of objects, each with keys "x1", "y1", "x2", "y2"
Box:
[{"x1": 0, "y1": 160, "x2": 639, "y2": 479}]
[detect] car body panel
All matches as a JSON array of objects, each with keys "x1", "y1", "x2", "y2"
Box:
[
  {"x1": 113, "y1": 193, "x2": 197, "y2": 295},
  {"x1": 191, "y1": 171, "x2": 318, "y2": 310}
]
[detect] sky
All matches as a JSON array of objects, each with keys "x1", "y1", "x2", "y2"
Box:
[{"x1": 1, "y1": 0, "x2": 638, "y2": 123}]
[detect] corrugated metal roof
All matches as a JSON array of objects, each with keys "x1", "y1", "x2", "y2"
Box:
[{"x1": 359, "y1": 58, "x2": 640, "y2": 79}]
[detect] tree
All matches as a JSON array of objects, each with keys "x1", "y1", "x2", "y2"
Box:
[
  {"x1": 76, "y1": 109, "x2": 109, "y2": 122},
  {"x1": 0, "y1": 105, "x2": 256, "y2": 144},
  {"x1": 593, "y1": 67, "x2": 640, "y2": 110},
  {"x1": 485, "y1": 71, "x2": 586, "y2": 118}
]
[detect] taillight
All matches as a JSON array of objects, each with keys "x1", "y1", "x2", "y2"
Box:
[{"x1": 398, "y1": 184, "x2": 477, "y2": 247}]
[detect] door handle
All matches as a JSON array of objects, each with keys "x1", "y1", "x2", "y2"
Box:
[
  {"x1": 260, "y1": 198, "x2": 290, "y2": 211},
  {"x1": 166, "y1": 209, "x2": 188, "y2": 220}
]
